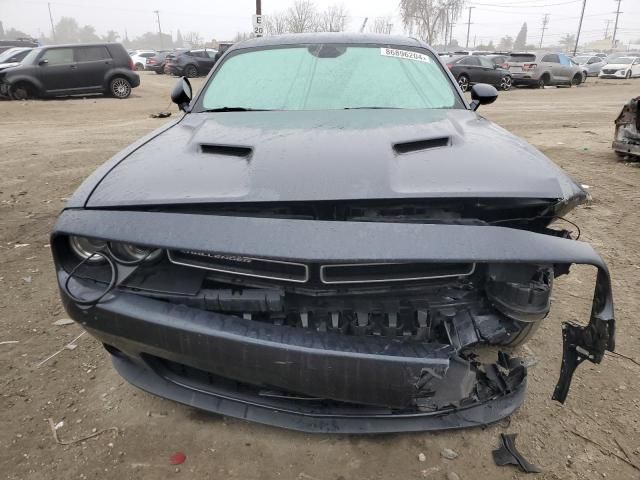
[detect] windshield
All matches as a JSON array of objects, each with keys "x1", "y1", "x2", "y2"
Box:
[
  {"x1": 20, "y1": 48, "x2": 41, "y2": 65},
  {"x1": 200, "y1": 45, "x2": 461, "y2": 111},
  {"x1": 574, "y1": 56, "x2": 590, "y2": 64}
]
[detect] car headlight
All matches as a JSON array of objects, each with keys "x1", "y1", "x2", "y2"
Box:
[
  {"x1": 69, "y1": 236, "x2": 107, "y2": 263},
  {"x1": 108, "y1": 242, "x2": 163, "y2": 264}
]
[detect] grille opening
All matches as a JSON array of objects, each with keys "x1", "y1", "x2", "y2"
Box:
[
  {"x1": 200, "y1": 144, "x2": 252, "y2": 157},
  {"x1": 393, "y1": 137, "x2": 450, "y2": 154},
  {"x1": 320, "y1": 262, "x2": 475, "y2": 284}
]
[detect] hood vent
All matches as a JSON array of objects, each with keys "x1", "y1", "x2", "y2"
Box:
[
  {"x1": 393, "y1": 137, "x2": 450, "y2": 154},
  {"x1": 200, "y1": 144, "x2": 252, "y2": 157}
]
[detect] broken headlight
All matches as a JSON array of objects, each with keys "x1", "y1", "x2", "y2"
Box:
[
  {"x1": 68, "y1": 236, "x2": 162, "y2": 265},
  {"x1": 69, "y1": 236, "x2": 107, "y2": 264}
]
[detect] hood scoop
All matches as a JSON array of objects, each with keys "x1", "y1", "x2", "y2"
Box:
[
  {"x1": 393, "y1": 137, "x2": 450, "y2": 154},
  {"x1": 200, "y1": 144, "x2": 252, "y2": 158}
]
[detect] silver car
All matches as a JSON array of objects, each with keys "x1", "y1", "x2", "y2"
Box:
[
  {"x1": 574, "y1": 55, "x2": 605, "y2": 77},
  {"x1": 506, "y1": 52, "x2": 584, "y2": 88}
]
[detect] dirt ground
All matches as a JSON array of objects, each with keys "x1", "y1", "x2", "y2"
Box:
[{"x1": 1, "y1": 73, "x2": 640, "y2": 480}]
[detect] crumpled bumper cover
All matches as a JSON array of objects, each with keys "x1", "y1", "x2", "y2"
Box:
[{"x1": 52, "y1": 210, "x2": 616, "y2": 432}]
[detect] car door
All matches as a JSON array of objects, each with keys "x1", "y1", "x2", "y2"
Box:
[
  {"x1": 36, "y1": 47, "x2": 77, "y2": 93},
  {"x1": 558, "y1": 54, "x2": 575, "y2": 82},
  {"x1": 541, "y1": 54, "x2": 562, "y2": 83},
  {"x1": 633, "y1": 58, "x2": 640, "y2": 77},
  {"x1": 457, "y1": 56, "x2": 482, "y2": 83},
  {"x1": 478, "y1": 56, "x2": 500, "y2": 85},
  {"x1": 74, "y1": 46, "x2": 112, "y2": 90}
]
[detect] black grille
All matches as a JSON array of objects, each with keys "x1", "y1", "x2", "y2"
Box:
[
  {"x1": 168, "y1": 250, "x2": 309, "y2": 283},
  {"x1": 320, "y1": 262, "x2": 475, "y2": 284},
  {"x1": 602, "y1": 69, "x2": 617, "y2": 74}
]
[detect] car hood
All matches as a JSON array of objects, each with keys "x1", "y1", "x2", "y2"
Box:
[
  {"x1": 86, "y1": 109, "x2": 585, "y2": 208},
  {"x1": 603, "y1": 63, "x2": 632, "y2": 69},
  {"x1": 0, "y1": 62, "x2": 20, "y2": 71}
]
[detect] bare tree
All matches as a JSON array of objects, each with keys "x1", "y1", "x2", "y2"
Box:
[
  {"x1": 184, "y1": 31, "x2": 204, "y2": 48},
  {"x1": 265, "y1": 11, "x2": 289, "y2": 35},
  {"x1": 317, "y1": 4, "x2": 348, "y2": 32},
  {"x1": 399, "y1": 0, "x2": 465, "y2": 45},
  {"x1": 285, "y1": 0, "x2": 318, "y2": 33},
  {"x1": 369, "y1": 16, "x2": 393, "y2": 34}
]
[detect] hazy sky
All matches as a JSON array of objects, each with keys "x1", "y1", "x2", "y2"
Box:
[{"x1": 2, "y1": 0, "x2": 640, "y2": 47}]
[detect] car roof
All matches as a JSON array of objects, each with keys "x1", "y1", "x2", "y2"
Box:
[
  {"x1": 34, "y1": 42, "x2": 123, "y2": 51},
  {"x1": 229, "y1": 32, "x2": 424, "y2": 52}
]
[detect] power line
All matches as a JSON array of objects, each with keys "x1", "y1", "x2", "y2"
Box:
[
  {"x1": 540, "y1": 13, "x2": 550, "y2": 48},
  {"x1": 611, "y1": 0, "x2": 622, "y2": 49}
]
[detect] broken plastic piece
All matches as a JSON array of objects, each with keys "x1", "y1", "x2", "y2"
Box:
[{"x1": 492, "y1": 433, "x2": 541, "y2": 473}]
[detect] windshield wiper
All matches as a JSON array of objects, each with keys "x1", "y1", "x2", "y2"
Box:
[{"x1": 201, "y1": 107, "x2": 271, "y2": 112}]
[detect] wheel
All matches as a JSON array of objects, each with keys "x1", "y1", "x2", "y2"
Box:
[
  {"x1": 154, "y1": 69, "x2": 163, "y2": 74},
  {"x1": 625, "y1": 70, "x2": 631, "y2": 79},
  {"x1": 135, "y1": 63, "x2": 144, "y2": 71},
  {"x1": 497, "y1": 320, "x2": 543, "y2": 347},
  {"x1": 570, "y1": 74, "x2": 582, "y2": 86},
  {"x1": 109, "y1": 77, "x2": 132, "y2": 99},
  {"x1": 457, "y1": 74, "x2": 469, "y2": 92},
  {"x1": 582, "y1": 71, "x2": 588, "y2": 83},
  {"x1": 536, "y1": 75, "x2": 548, "y2": 89},
  {"x1": 499, "y1": 75, "x2": 512, "y2": 91},
  {"x1": 184, "y1": 64, "x2": 199, "y2": 78},
  {"x1": 10, "y1": 82, "x2": 35, "y2": 100}
]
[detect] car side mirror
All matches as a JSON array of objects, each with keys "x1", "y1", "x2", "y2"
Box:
[
  {"x1": 171, "y1": 77, "x2": 192, "y2": 112},
  {"x1": 38, "y1": 59, "x2": 48, "y2": 66},
  {"x1": 469, "y1": 83, "x2": 498, "y2": 111}
]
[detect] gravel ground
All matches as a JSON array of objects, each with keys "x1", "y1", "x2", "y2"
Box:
[{"x1": 1, "y1": 72, "x2": 640, "y2": 480}]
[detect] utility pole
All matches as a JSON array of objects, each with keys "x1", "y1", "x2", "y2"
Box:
[
  {"x1": 573, "y1": 0, "x2": 587, "y2": 56},
  {"x1": 539, "y1": 14, "x2": 549, "y2": 48},
  {"x1": 359, "y1": 17, "x2": 368, "y2": 33},
  {"x1": 604, "y1": 19, "x2": 612, "y2": 38},
  {"x1": 465, "y1": 6, "x2": 474, "y2": 48},
  {"x1": 256, "y1": 0, "x2": 261, "y2": 15},
  {"x1": 47, "y1": 2, "x2": 56, "y2": 42},
  {"x1": 154, "y1": 10, "x2": 164, "y2": 49},
  {"x1": 611, "y1": 0, "x2": 622, "y2": 49}
]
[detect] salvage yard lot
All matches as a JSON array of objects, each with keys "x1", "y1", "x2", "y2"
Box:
[{"x1": 1, "y1": 73, "x2": 639, "y2": 480}]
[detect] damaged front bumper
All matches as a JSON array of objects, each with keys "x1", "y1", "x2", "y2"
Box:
[
  {"x1": 52, "y1": 210, "x2": 615, "y2": 433},
  {"x1": 613, "y1": 96, "x2": 640, "y2": 158}
]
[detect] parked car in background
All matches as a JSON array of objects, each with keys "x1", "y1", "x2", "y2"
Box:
[
  {"x1": 486, "y1": 54, "x2": 509, "y2": 69},
  {"x1": 130, "y1": 50, "x2": 156, "y2": 70},
  {"x1": 0, "y1": 38, "x2": 39, "y2": 54},
  {"x1": 599, "y1": 57, "x2": 640, "y2": 79},
  {"x1": 0, "y1": 47, "x2": 32, "y2": 72},
  {"x1": 446, "y1": 55, "x2": 512, "y2": 91},
  {"x1": 145, "y1": 50, "x2": 172, "y2": 74},
  {"x1": 573, "y1": 55, "x2": 605, "y2": 77},
  {"x1": 506, "y1": 52, "x2": 583, "y2": 88},
  {"x1": 164, "y1": 48, "x2": 218, "y2": 77},
  {"x1": 0, "y1": 43, "x2": 140, "y2": 100}
]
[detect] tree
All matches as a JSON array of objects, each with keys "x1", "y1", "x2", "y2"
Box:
[
  {"x1": 514, "y1": 23, "x2": 527, "y2": 50},
  {"x1": 286, "y1": 0, "x2": 318, "y2": 33},
  {"x1": 265, "y1": 12, "x2": 289, "y2": 35},
  {"x1": 369, "y1": 16, "x2": 393, "y2": 34},
  {"x1": 176, "y1": 29, "x2": 184, "y2": 47},
  {"x1": 0, "y1": 21, "x2": 5, "y2": 38},
  {"x1": 3, "y1": 27, "x2": 30, "y2": 39},
  {"x1": 498, "y1": 35, "x2": 514, "y2": 50},
  {"x1": 102, "y1": 30, "x2": 119, "y2": 43},
  {"x1": 399, "y1": 0, "x2": 465, "y2": 45},
  {"x1": 232, "y1": 32, "x2": 254, "y2": 42},
  {"x1": 317, "y1": 4, "x2": 348, "y2": 32},
  {"x1": 130, "y1": 31, "x2": 173, "y2": 50},
  {"x1": 559, "y1": 33, "x2": 576, "y2": 52},
  {"x1": 184, "y1": 31, "x2": 204, "y2": 48}
]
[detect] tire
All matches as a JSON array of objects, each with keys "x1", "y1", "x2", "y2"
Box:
[
  {"x1": 625, "y1": 70, "x2": 631, "y2": 79},
  {"x1": 135, "y1": 63, "x2": 144, "y2": 71},
  {"x1": 536, "y1": 75, "x2": 548, "y2": 89},
  {"x1": 10, "y1": 82, "x2": 36, "y2": 100},
  {"x1": 457, "y1": 74, "x2": 469, "y2": 92},
  {"x1": 570, "y1": 74, "x2": 581, "y2": 86},
  {"x1": 499, "y1": 75, "x2": 512, "y2": 91},
  {"x1": 184, "y1": 64, "x2": 199, "y2": 78},
  {"x1": 154, "y1": 69, "x2": 163, "y2": 75},
  {"x1": 109, "y1": 77, "x2": 132, "y2": 99},
  {"x1": 496, "y1": 320, "x2": 543, "y2": 347}
]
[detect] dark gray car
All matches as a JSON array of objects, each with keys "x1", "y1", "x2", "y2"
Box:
[
  {"x1": 50, "y1": 33, "x2": 615, "y2": 433},
  {"x1": 0, "y1": 43, "x2": 140, "y2": 100}
]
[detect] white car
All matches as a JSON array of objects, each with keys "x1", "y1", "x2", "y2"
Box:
[
  {"x1": 599, "y1": 57, "x2": 640, "y2": 79},
  {"x1": 130, "y1": 50, "x2": 156, "y2": 71}
]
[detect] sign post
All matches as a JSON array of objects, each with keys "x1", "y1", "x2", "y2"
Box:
[{"x1": 252, "y1": 14, "x2": 264, "y2": 37}]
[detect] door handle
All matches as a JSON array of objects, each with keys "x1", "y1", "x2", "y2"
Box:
[{"x1": 70, "y1": 65, "x2": 77, "y2": 70}]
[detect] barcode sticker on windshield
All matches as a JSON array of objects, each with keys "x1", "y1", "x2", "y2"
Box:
[{"x1": 380, "y1": 48, "x2": 430, "y2": 63}]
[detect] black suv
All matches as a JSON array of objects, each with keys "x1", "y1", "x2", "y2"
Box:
[
  {"x1": 164, "y1": 48, "x2": 218, "y2": 77},
  {"x1": 0, "y1": 43, "x2": 140, "y2": 100}
]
